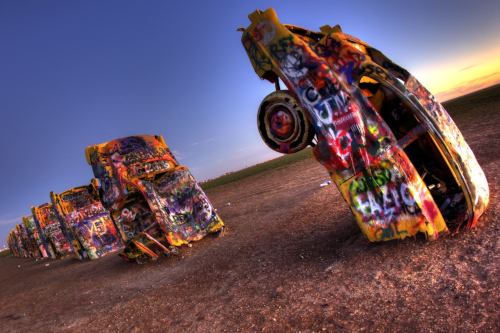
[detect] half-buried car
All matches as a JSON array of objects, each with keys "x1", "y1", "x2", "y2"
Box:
[
  {"x1": 50, "y1": 179, "x2": 124, "y2": 260},
  {"x1": 240, "y1": 8, "x2": 489, "y2": 242},
  {"x1": 85, "y1": 134, "x2": 224, "y2": 262}
]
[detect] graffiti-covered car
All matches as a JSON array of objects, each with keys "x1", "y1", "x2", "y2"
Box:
[
  {"x1": 7, "y1": 231, "x2": 19, "y2": 257},
  {"x1": 16, "y1": 223, "x2": 33, "y2": 257},
  {"x1": 14, "y1": 228, "x2": 29, "y2": 257},
  {"x1": 85, "y1": 134, "x2": 224, "y2": 262},
  {"x1": 22, "y1": 215, "x2": 50, "y2": 258},
  {"x1": 50, "y1": 179, "x2": 124, "y2": 260},
  {"x1": 240, "y1": 8, "x2": 489, "y2": 242},
  {"x1": 9, "y1": 229, "x2": 27, "y2": 257},
  {"x1": 7, "y1": 233, "x2": 16, "y2": 257},
  {"x1": 31, "y1": 203, "x2": 73, "y2": 258}
]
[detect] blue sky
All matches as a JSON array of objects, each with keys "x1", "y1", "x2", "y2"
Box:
[{"x1": 1, "y1": 0, "x2": 499, "y2": 247}]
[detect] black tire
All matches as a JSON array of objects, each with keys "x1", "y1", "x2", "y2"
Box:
[{"x1": 257, "y1": 90, "x2": 315, "y2": 154}]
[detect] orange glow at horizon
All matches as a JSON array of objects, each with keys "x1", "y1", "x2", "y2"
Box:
[{"x1": 412, "y1": 44, "x2": 500, "y2": 102}]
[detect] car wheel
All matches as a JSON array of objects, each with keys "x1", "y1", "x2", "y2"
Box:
[{"x1": 257, "y1": 90, "x2": 315, "y2": 154}]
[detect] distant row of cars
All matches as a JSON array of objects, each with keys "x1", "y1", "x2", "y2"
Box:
[{"x1": 7, "y1": 135, "x2": 224, "y2": 263}]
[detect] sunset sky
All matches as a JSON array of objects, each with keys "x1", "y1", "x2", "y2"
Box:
[
  {"x1": 416, "y1": 39, "x2": 500, "y2": 102},
  {"x1": 1, "y1": 0, "x2": 499, "y2": 247}
]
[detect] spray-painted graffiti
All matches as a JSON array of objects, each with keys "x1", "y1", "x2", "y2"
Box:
[
  {"x1": 350, "y1": 168, "x2": 420, "y2": 223},
  {"x1": 32, "y1": 203, "x2": 73, "y2": 258},
  {"x1": 251, "y1": 26, "x2": 395, "y2": 181},
  {"x1": 7, "y1": 233, "x2": 17, "y2": 257},
  {"x1": 340, "y1": 149, "x2": 447, "y2": 241},
  {"x1": 112, "y1": 198, "x2": 155, "y2": 241},
  {"x1": 16, "y1": 223, "x2": 33, "y2": 257},
  {"x1": 241, "y1": 8, "x2": 488, "y2": 242},
  {"x1": 69, "y1": 212, "x2": 123, "y2": 260},
  {"x1": 242, "y1": 31, "x2": 274, "y2": 77},
  {"x1": 61, "y1": 190, "x2": 93, "y2": 210},
  {"x1": 404, "y1": 76, "x2": 489, "y2": 228},
  {"x1": 14, "y1": 230, "x2": 25, "y2": 257},
  {"x1": 138, "y1": 167, "x2": 224, "y2": 245},
  {"x1": 51, "y1": 181, "x2": 124, "y2": 260},
  {"x1": 86, "y1": 135, "x2": 224, "y2": 261},
  {"x1": 8, "y1": 231, "x2": 21, "y2": 257},
  {"x1": 11, "y1": 229, "x2": 28, "y2": 257},
  {"x1": 21, "y1": 216, "x2": 49, "y2": 258}
]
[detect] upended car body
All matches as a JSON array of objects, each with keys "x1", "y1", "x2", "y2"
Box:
[
  {"x1": 7, "y1": 233, "x2": 17, "y2": 257},
  {"x1": 85, "y1": 134, "x2": 224, "y2": 261},
  {"x1": 240, "y1": 8, "x2": 489, "y2": 242},
  {"x1": 8, "y1": 229, "x2": 27, "y2": 257},
  {"x1": 22, "y1": 215, "x2": 50, "y2": 258},
  {"x1": 31, "y1": 203, "x2": 73, "y2": 258},
  {"x1": 7, "y1": 231, "x2": 20, "y2": 257},
  {"x1": 16, "y1": 223, "x2": 34, "y2": 257},
  {"x1": 50, "y1": 179, "x2": 124, "y2": 260}
]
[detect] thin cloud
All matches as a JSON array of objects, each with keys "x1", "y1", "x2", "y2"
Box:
[
  {"x1": 235, "y1": 144, "x2": 263, "y2": 153},
  {"x1": 0, "y1": 216, "x2": 22, "y2": 226},
  {"x1": 190, "y1": 138, "x2": 214, "y2": 146},
  {"x1": 171, "y1": 150, "x2": 185, "y2": 161},
  {"x1": 459, "y1": 64, "x2": 478, "y2": 72},
  {"x1": 466, "y1": 72, "x2": 500, "y2": 84},
  {"x1": 435, "y1": 72, "x2": 500, "y2": 101}
]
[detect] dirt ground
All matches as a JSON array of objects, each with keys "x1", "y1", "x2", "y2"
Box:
[{"x1": 1, "y1": 92, "x2": 500, "y2": 332}]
